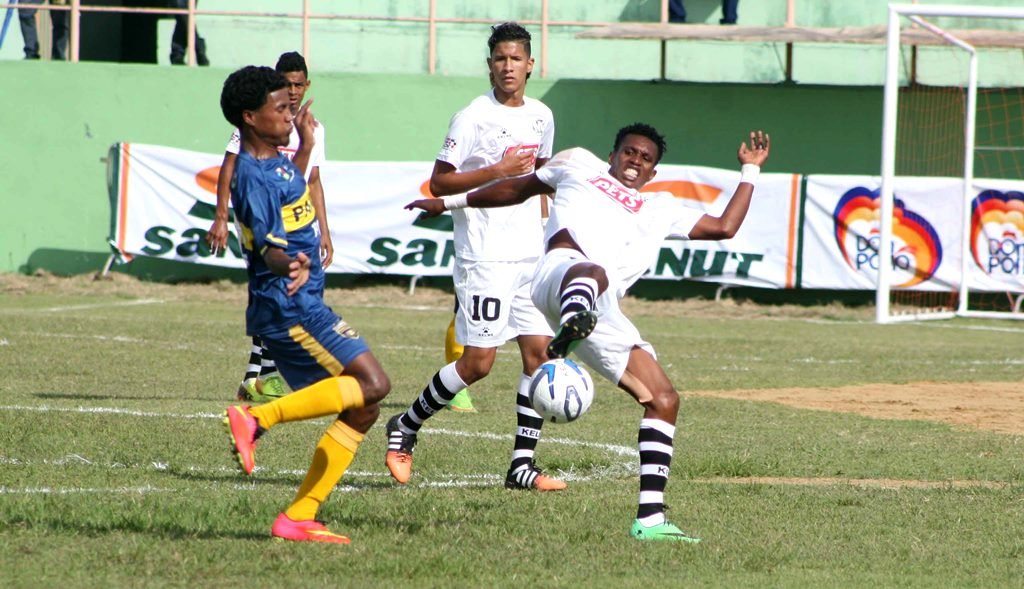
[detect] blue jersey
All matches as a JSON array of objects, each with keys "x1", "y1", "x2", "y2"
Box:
[{"x1": 231, "y1": 150, "x2": 324, "y2": 337}]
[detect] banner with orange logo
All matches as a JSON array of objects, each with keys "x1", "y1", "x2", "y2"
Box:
[
  {"x1": 637, "y1": 164, "x2": 803, "y2": 289},
  {"x1": 109, "y1": 143, "x2": 802, "y2": 287},
  {"x1": 803, "y1": 174, "x2": 1024, "y2": 292}
]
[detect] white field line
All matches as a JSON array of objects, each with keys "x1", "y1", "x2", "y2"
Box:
[
  {"x1": 39, "y1": 299, "x2": 165, "y2": 313},
  {"x1": 2, "y1": 299, "x2": 438, "y2": 314},
  {"x1": 0, "y1": 332, "x2": 519, "y2": 357},
  {"x1": 0, "y1": 484, "x2": 173, "y2": 495},
  {"x1": 0, "y1": 404, "x2": 638, "y2": 495},
  {"x1": 345, "y1": 303, "x2": 445, "y2": 312},
  {"x1": 799, "y1": 317, "x2": 1024, "y2": 334},
  {"x1": 0, "y1": 404, "x2": 636, "y2": 456},
  {"x1": 915, "y1": 322, "x2": 1024, "y2": 334}
]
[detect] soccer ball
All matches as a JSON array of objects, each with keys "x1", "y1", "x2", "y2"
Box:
[{"x1": 528, "y1": 358, "x2": 594, "y2": 423}]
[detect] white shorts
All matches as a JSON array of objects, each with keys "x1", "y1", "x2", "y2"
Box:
[
  {"x1": 454, "y1": 258, "x2": 553, "y2": 348},
  {"x1": 531, "y1": 248, "x2": 656, "y2": 384}
]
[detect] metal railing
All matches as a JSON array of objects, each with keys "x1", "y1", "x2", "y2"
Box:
[{"x1": 3, "y1": 0, "x2": 798, "y2": 76}]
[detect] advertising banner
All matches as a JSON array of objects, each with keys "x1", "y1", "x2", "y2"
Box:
[
  {"x1": 109, "y1": 143, "x2": 802, "y2": 287},
  {"x1": 803, "y1": 174, "x2": 1024, "y2": 292}
]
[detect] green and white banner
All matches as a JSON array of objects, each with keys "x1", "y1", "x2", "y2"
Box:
[{"x1": 108, "y1": 142, "x2": 801, "y2": 287}]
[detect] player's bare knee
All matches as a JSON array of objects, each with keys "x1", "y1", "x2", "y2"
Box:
[
  {"x1": 455, "y1": 352, "x2": 495, "y2": 384},
  {"x1": 522, "y1": 349, "x2": 549, "y2": 375},
  {"x1": 643, "y1": 388, "x2": 680, "y2": 417},
  {"x1": 591, "y1": 265, "x2": 610, "y2": 293},
  {"x1": 356, "y1": 371, "x2": 390, "y2": 405},
  {"x1": 564, "y1": 263, "x2": 609, "y2": 294},
  {"x1": 340, "y1": 404, "x2": 380, "y2": 433}
]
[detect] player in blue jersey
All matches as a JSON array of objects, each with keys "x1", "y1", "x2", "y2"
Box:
[
  {"x1": 219, "y1": 65, "x2": 391, "y2": 544},
  {"x1": 207, "y1": 52, "x2": 332, "y2": 405}
]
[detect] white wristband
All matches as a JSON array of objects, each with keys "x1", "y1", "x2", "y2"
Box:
[
  {"x1": 739, "y1": 164, "x2": 760, "y2": 185},
  {"x1": 442, "y1": 194, "x2": 469, "y2": 210}
]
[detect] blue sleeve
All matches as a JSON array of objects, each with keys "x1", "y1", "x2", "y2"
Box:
[{"x1": 235, "y1": 172, "x2": 288, "y2": 256}]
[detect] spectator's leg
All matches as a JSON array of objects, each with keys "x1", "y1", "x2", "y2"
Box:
[
  {"x1": 169, "y1": 0, "x2": 186, "y2": 64},
  {"x1": 721, "y1": 0, "x2": 738, "y2": 24},
  {"x1": 50, "y1": 8, "x2": 69, "y2": 60},
  {"x1": 668, "y1": 0, "x2": 685, "y2": 24},
  {"x1": 195, "y1": 29, "x2": 209, "y2": 66},
  {"x1": 18, "y1": 0, "x2": 42, "y2": 59}
]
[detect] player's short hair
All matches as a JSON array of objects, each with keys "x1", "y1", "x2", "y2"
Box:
[
  {"x1": 220, "y1": 66, "x2": 288, "y2": 129},
  {"x1": 488, "y1": 22, "x2": 532, "y2": 56},
  {"x1": 614, "y1": 123, "x2": 668, "y2": 163},
  {"x1": 275, "y1": 51, "x2": 308, "y2": 77}
]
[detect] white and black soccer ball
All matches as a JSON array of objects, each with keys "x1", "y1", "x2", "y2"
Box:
[{"x1": 528, "y1": 358, "x2": 594, "y2": 423}]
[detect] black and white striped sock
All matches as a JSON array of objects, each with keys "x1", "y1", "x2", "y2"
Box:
[
  {"x1": 398, "y1": 362, "x2": 467, "y2": 434},
  {"x1": 559, "y1": 277, "x2": 598, "y2": 324},
  {"x1": 636, "y1": 418, "x2": 675, "y2": 526},
  {"x1": 243, "y1": 336, "x2": 262, "y2": 381},
  {"x1": 257, "y1": 340, "x2": 278, "y2": 377},
  {"x1": 509, "y1": 373, "x2": 544, "y2": 475}
]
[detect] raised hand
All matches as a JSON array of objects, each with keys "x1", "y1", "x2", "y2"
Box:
[
  {"x1": 737, "y1": 130, "x2": 770, "y2": 167},
  {"x1": 294, "y1": 99, "x2": 316, "y2": 147}
]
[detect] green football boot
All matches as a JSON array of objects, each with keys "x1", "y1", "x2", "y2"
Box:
[
  {"x1": 630, "y1": 519, "x2": 702, "y2": 543},
  {"x1": 447, "y1": 388, "x2": 476, "y2": 413},
  {"x1": 257, "y1": 373, "x2": 289, "y2": 401}
]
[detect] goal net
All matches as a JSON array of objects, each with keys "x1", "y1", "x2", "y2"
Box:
[{"x1": 877, "y1": 4, "x2": 1024, "y2": 323}]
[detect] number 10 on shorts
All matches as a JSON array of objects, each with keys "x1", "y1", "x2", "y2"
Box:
[{"x1": 469, "y1": 295, "x2": 501, "y2": 321}]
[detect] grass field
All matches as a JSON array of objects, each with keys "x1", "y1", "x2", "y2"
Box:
[{"x1": 1, "y1": 273, "x2": 1022, "y2": 588}]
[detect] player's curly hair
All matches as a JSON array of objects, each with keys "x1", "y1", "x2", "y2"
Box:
[
  {"x1": 220, "y1": 66, "x2": 288, "y2": 129},
  {"x1": 614, "y1": 123, "x2": 668, "y2": 163},
  {"x1": 488, "y1": 22, "x2": 532, "y2": 56},
  {"x1": 275, "y1": 51, "x2": 308, "y2": 77}
]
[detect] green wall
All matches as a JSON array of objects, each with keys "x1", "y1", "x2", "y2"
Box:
[
  {"x1": 0, "y1": 60, "x2": 888, "y2": 276},
  {"x1": 4, "y1": 0, "x2": 1023, "y2": 86}
]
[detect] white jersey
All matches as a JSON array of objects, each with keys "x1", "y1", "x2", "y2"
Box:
[
  {"x1": 437, "y1": 90, "x2": 554, "y2": 262},
  {"x1": 535, "y1": 148, "x2": 706, "y2": 297},
  {"x1": 226, "y1": 121, "x2": 325, "y2": 182}
]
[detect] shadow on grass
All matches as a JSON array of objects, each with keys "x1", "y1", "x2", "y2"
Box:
[
  {"x1": 161, "y1": 466, "x2": 398, "y2": 493},
  {"x1": 5, "y1": 514, "x2": 269, "y2": 541},
  {"x1": 34, "y1": 392, "x2": 187, "y2": 402}
]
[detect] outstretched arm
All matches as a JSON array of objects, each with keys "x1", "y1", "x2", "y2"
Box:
[
  {"x1": 688, "y1": 130, "x2": 771, "y2": 241},
  {"x1": 405, "y1": 173, "x2": 553, "y2": 217},
  {"x1": 428, "y1": 146, "x2": 536, "y2": 196}
]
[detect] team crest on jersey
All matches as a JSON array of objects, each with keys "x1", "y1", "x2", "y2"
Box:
[
  {"x1": 588, "y1": 175, "x2": 644, "y2": 213},
  {"x1": 332, "y1": 319, "x2": 360, "y2": 339},
  {"x1": 533, "y1": 118, "x2": 545, "y2": 135},
  {"x1": 503, "y1": 144, "x2": 539, "y2": 159},
  {"x1": 274, "y1": 166, "x2": 294, "y2": 182}
]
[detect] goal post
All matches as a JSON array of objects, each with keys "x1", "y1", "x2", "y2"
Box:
[{"x1": 877, "y1": 3, "x2": 1024, "y2": 323}]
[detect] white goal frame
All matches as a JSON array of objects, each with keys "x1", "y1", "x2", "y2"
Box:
[{"x1": 878, "y1": 3, "x2": 1024, "y2": 323}]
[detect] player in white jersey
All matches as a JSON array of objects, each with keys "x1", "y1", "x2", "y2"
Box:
[
  {"x1": 205, "y1": 52, "x2": 334, "y2": 403},
  {"x1": 406, "y1": 123, "x2": 771, "y2": 542},
  {"x1": 384, "y1": 23, "x2": 566, "y2": 492}
]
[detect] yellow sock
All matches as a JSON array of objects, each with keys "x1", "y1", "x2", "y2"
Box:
[
  {"x1": 250, "y1": 375, "x2": 364, "y2": 430},
  {"x1": 445, "y1": 315, "x2": 463, "y2": 364},
  {"x1": 285, "y1": 420, "x2": 363, "y2": 522}
]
